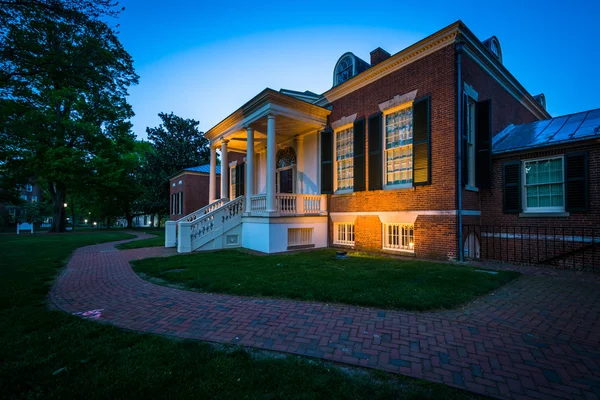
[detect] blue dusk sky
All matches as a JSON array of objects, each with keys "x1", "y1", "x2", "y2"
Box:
[{"x1": 116, "y1": 0, "x2": 599, "y2": 140}]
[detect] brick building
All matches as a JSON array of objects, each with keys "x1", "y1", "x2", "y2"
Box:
[{"x1": 166, "y1": 20, "x2": 599, "y2": 269}]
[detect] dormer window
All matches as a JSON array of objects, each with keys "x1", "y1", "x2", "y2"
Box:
[
  {"x1": 336, "y1": 56, "x2": 354, "y2": 85},
  {"x1": 490, "y1": 40, "x2": 499, "y2": 57}
]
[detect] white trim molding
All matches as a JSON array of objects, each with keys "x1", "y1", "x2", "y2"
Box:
[
  {"x1": 330, "y1": 213, "x2": 357, "y2": 223},
  {"x1": 463, "y1": 83, "x2": 479, "y2": 101},
  {"x1": 379, "y1": 90, "x2": 418, "y2": 113},
  {"x1": 331, "y1": 113, "x2": 357, "y2": 130},
  {"x1": 330, "y1": 210, "x2": 481, "y2": 218}
]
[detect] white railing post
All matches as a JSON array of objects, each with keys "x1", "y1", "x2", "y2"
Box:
[
  {"x1": 320, "y1": 194, "x2": 327, "y2": 214},
  {"x1": 177, "y1": 222, "x2": 192, "y2": 253},
  {"x1": 165, "y1": 221, "x2": 177, "y2": 247},
  {"x1": 297, "y1": 194, "x2": 304, "y2": 214}
]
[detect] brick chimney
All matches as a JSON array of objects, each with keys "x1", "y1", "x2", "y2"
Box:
[{"x1": 370, "y1": 47, "x2": 391, "y2": 66}]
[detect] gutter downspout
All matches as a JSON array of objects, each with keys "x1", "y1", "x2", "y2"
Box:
[{"x1": 456, "y1": 39, "x2": 464, "y2": 262}]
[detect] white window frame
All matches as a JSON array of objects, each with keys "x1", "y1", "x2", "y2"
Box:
[
  {"x1": 25, "y1": 184, "x2": 33, "y2": 192},
  {"x1": 20, "y1": 194, "x2": 28, "y2": 201},
  {"x1": 466, "y1": 98, "x2": 477, "y2": 188},
  {"x1": 230, "y1": 165, "x2": 237, "y2": 200},
  {"x1": 522, "y1": 155, "x2": 565, "y2": 213},
  {"x1": 333, "y1": 222, "x2": 355, "y2": 246},
  {"x1": 31, "y1": 196, "x2": 38, "y2": 203},
  {"x1": 382, "y1": 223, "x2": 414, "y2": 253},
  {"x1": 178, "y1": 192, "x2": 183, "y2": 215},
  {"x1": 333, "y1": 123, "x2": 354, "y2": 194},
  {"x1": 382, "y1": 101, "x2": 414, "y2": 190}
]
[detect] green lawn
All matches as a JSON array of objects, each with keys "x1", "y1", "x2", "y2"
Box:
[
  {"x1": 0, "y1": 232, "x2": 481, "y2": 399},
  {"x1": 115, "y1": 228, "x2": 165, "y2": 250},
  {"x1": 132, "y1": 250, "x2": 519, "y2": 311}
]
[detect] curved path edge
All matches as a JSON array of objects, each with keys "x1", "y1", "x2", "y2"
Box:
[{"x1": 50, "y1": 232, "x2": 600, "y2": 400}]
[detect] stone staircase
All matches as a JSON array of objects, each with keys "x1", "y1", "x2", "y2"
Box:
[{"x1": 165, "y1": 197, "x2": 245, "y2": 253}]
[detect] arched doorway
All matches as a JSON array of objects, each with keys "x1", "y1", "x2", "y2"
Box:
[{"x1": 276, "y1": 147, "x2": 297, "y2": 194}]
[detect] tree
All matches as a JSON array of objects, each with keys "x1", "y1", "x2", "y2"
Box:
[
  {"x1": 0, "y1": 0, "x2": 138, "y2": 232},
  {"x1": 144, "y1": 112, "x2": 211, "y2": 218}
]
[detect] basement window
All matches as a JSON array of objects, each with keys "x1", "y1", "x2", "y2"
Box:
[
  {"x1": 288, "y1": 228, "x2": 313, "y2": 247},
  {"x1": 382, "y1": 223, "x2": 414, "y2": 252},
  {"x1": 333, "y1": 223, "x2": 355, "y2": 246}
]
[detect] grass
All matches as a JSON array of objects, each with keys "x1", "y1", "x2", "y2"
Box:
[
  {"x1": 0, "y1": 232, "x2": 482, "y2": 399},
  {"x1": 132, "y1": 249, "x2": 520, "y2": 311},
  {"x1": 115, "y1": 228, "x2": 165, "y2": 250}
]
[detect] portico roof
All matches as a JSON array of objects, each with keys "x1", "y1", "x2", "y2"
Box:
[{"x1": 205, "y1": 88, "x2": 331, "y2": 152}]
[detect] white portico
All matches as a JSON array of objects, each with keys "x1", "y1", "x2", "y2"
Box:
[{"x1": 170, "y1": 88, "x2": 331, "y2": 254}]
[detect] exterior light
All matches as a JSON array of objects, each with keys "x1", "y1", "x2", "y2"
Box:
[
  {"x1": 84, "y1": 219, "x2": 88, "y2": 223},
  {"x1": 63, "y1": 203, "x2": 67, "y2": 207},
  {"x1": 93, "y1": 222, "x2": 97, "y2": 226},
  {"x1": 409, "y1": 242, "x2": 414, "y2": 249}
]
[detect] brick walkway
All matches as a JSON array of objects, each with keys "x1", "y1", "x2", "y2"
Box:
[{"x1": 50, "y1": 232, "x2": 600, "y2": 399}]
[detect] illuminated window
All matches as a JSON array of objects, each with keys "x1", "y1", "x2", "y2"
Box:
[
  {"x1": 335, "y1": 56, "x2": 354, "y2": 85},
  {"x1": 334, "y1": 223, "x2": 355, "y2": 246},
  {"x1": 20, "y1": 195, "x2": 28, "y2": 201},
  {"x1": 31, "y1": 196, "x2": 38, "y2": 202},
  {"x1": 523, "y1": 157, "x2": 564, "y2": 211},
  {"x1": 382, "y1": 223, "x2": 414, "y2": 252},
  {"x1": 25, "y1": 184, "x2": 33, "y2": 192},
  {"x1": 384, "y1": 105, "x2": 413, "y2": 186},
  {"x1": 335, "y1": 126, "x2": 353, "y2": 191}
]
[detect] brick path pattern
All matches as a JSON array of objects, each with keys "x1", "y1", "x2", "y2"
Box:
[{"x1": 50, "y1": 233, "x2": 600, "y2": 399}]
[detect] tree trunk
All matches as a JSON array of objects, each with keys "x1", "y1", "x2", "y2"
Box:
[
  {"x1": 49, "y1": 184, "x2": 66, "y2": 233},
  {"x1": 126, "y1": 214, "x2": 133, "y2": 229},
  {"x1": 150, "y1": 214, "x2": 154, "y2": 228}
]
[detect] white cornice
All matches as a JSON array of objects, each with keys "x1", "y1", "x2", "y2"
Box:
[
  {"x1": 205, "y1": 89, "x2": 330, "y2": 143},
  {"x1": 320, "y1": 21, "x2": 550, "y2": 121},
  {"x1": 322, "y1": 22, "x2": 461, "y2": 103}
]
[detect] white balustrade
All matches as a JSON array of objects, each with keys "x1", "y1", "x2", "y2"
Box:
[
  {"x1": 165, "y1": 198, "x2": 228, "y2": 248},
  {"x1": 250, "y1": 195, "x2": 267, "y2": 213},
  {"x1": 178, "y1": 196, "x2": 245, "y2": 253},
  {"x1": 248, "y1": 194, "x2": 325, "y2": 216}
]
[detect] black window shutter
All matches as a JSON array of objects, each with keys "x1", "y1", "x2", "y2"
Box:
[
  {"x1": 353, "y1": 118, "x2": 366, "y2": 191},
  {"x1": 412, "y1": 96, "x2": 431, "y2": 185},
  {"x1": 475, "y1": 99, "x2": 492, "y2": 188},
  {"x1": 235, "y1": 163, "x2": 245, "y2": 198},
  {"x1": 367, "y1": 112, "x2": 383, "y2": 190},
  {"x1": 462, "y1": 94, "x2": 469, "y2": 186},
  {"x1": 502, "y1": 161, "x2": 521, "y2": 213},
  {"x1": 565, "y1": 152, "x2": 589, "y2": 212},
  {"x1": 180, "y1": 192, "x2": 184, "y2": 214},
  {"x1": 320, "y1": 127, "x2": 333, "y2": 194}
]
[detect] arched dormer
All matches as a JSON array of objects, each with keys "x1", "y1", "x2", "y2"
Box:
[
  {"x1": 333, "y1": 52, "x2": 370, "y2": 86},
  {"x1": 482, "y1": 36, "x2": 503, "y2": 64}
]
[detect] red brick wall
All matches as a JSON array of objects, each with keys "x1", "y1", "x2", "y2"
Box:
[
  {"x1": 169, "y1": 173, "x2": 221, "y2": 221},
  {"x1": 480, "y1": 142, "x2": 600, "y2": 227},
  {"x1": 328, "y1": 45, "x2": 457, "y2": 259},
  {"x1": 460, "y1": 53, "x2": 542, "y2": 212}
]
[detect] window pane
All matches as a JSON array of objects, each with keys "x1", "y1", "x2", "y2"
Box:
[
  {"x1": 384, "y1": 107, "x2": 413, "y2": 185},
  {"x1": 336, "y1": 127, "x2": 353, "y2": 190}
]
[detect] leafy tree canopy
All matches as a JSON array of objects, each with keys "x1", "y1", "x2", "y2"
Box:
[
  {"x1": 143, "y1": 112, "x2": 211, "y2": 217},
  {"x1": 0, "y1": 0, "x2": 138, "y2": 232}
]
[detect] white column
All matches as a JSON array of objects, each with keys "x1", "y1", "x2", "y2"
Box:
[
  {"x1": 220, "y1": 140, "x2": 228, "y2": 200},
  {"x1": 266, "y1": 115, "x2": 276, "y2": 213},
  {"x1": 245, "y1": 127, "x2": 254, "y2": 213},
  {"x1": 209, "y1": 146, "x2": 217, "y2": 203},
  {"x1": 295, "y1": 135, "x2": 304, "y2": 194}
]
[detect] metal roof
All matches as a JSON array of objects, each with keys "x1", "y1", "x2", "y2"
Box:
[
  {"x1": 493, "y1": 108, "x2": 600, "y2": 154},
  {"x1": 183, "y1": 164, "x2": 220, "y2": 174}
]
